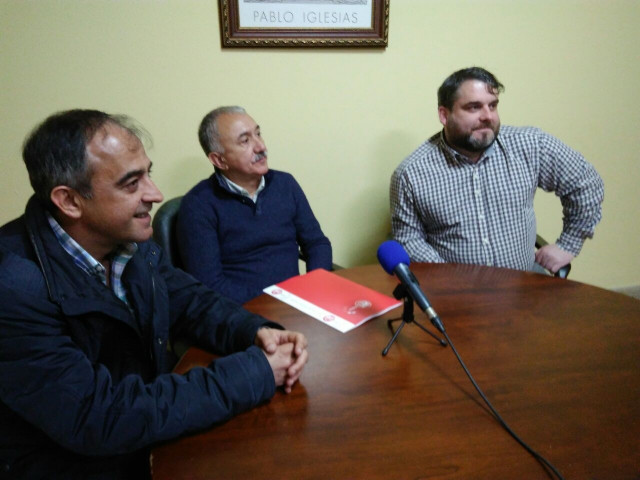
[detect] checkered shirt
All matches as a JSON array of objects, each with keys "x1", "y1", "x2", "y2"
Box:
[
  {"x1": 390, "y1": 126, "x2": 604, "y2": 271},
  {"x1": 46, "y1": 212, "x2": 137, "y2": 304}
]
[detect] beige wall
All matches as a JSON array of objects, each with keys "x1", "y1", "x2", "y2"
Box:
[{"x1": 1, "y1": 0, "x2": 638, "y2": 290}]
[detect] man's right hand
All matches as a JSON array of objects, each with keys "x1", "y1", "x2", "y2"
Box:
[{"x1": 263, "y1": 343, "x2": 302, "y2": 394}]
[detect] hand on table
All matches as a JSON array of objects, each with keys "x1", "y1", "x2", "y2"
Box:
[{"x1": 255, "y1": 328, "x2": 308, "y2": 393}]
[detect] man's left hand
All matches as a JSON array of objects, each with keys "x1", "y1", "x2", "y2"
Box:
[{"x1": 535, "y1": 244, "x2": 575, "y2": 274}]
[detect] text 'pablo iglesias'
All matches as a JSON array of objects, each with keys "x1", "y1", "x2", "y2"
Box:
[{"x1": 253, "y1": 10, "x2": 359, "y2": 24}]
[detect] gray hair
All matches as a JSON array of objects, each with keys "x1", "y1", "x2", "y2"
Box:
[{"x1": 198, "y1": 106, "x2": 247, "y2": 156}]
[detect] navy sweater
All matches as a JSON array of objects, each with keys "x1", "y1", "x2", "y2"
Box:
[{"x1": 177, "y1": 170, "x2": 332, "y2": 304}]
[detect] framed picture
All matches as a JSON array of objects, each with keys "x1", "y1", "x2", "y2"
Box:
[{"x1": 218, "y1": 0, "x2": 389, "y2": 48}]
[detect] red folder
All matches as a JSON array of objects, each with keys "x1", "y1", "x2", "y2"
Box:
[{"x1": 263, "y1": 269, "x2": 401, "y2": 333}]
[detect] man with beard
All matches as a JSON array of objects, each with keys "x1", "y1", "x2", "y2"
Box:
[
  {"x1": 390, "y1": 67, "x2": 603, "y2": 274},
  {"x1": 177, "y1": 106, "x2": 332, "y2": 304}
]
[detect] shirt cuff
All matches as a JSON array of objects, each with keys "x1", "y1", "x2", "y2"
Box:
[{"x1": 556, "y1": 232, "x2": 586, "y2": 256}]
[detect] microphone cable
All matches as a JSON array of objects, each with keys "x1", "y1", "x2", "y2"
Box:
[
  {"x1": 441, "y1": 329, "x2": 565, "y2": 480},
  {"x1": 376, "y1": 240, "x2": 564, "y2": 477}
]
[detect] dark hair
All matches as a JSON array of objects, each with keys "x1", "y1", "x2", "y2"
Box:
[
  {"x1": 437, "y1": 67, "x2": 504, "y2": 110},
  {"x1": 22, "y1": 109, "x2": 147, "y2": 209}
]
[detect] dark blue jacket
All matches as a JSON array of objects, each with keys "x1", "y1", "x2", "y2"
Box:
[
  {"x1": 177, "y1": 170, "x2": 332, "y2": 304},
  {"x1": 0, "y1": 197, "x2": 280, "y2": 479}
]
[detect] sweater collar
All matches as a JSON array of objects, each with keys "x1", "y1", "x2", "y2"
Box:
[
  {"x1": 217, "y1": 174, "x2": 266, "y2": 202},
  {"x1": 212, "y1": 170, "x2": 274, "y2": 198}
]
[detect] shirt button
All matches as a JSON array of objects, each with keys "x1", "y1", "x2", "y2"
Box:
[
  {"x1": 479, "y1": 214, "x2": 485, "y2": 220},
  {"x1": 157, "y1": 338, "x2": 163, "y2": 345},
  {"x1": 482, "y1": 238, "x2": 489, "y2": 245}
]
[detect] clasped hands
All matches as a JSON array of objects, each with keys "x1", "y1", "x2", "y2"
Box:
[{"x1": 255, "y1": 328, "x2": 308, "y2": 394}]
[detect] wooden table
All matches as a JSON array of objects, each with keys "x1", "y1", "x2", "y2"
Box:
[{"x1": 151, "y1": 264, "x2": 640, "y2": 479}]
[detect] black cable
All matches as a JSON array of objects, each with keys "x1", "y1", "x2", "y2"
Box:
[{"x1": 442, "y1": 330, "x2": 565, "y2": 480}]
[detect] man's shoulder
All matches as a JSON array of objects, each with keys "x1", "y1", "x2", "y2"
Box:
[
  {"x1": 0, "y1": 247, "x2": 47, "y2": 297},
  {"x1": 180, "y1": 175, "x2": 223, "y2": 212},
  {"x1": 501, "y1": 125, "x2": 576, "y2": 150},
  {"x1": 497, "y1": 126, "x2": 567, "y2": 156},
  {"x1": 0, "y1": 217, "x2": 48, "y2": 298},
  {"x1": 266, "y1": 169, "x2": 294, "y2": 184},
  {"x1": 394, "y1": 133, "x2": 445, "y2": 176},
  {"x1": 0, "y1": 215, "x2": 29, "y2": 258},
  {"x1": 407, "y1": 132, "x2": 443, "y2": 159},
  {"x1": 183, "y1": 175, "x2": 216, "y2": 199},
  {"x1": 263, "y1": 170, "x2": 301, "y2": 195},
  {"x1": 498, "y1": 125, "x2": 547, "y2": 141}
]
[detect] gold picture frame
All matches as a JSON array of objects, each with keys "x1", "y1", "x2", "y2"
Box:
[{"x1": 218, "y1": 0, "x2": 389, "y2": 48}]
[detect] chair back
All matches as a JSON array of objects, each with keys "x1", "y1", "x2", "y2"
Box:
[{"x1": 152, "y1": 196, "x2": 183, "y2": 268}]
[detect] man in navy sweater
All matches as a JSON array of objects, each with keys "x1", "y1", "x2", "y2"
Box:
[{"x1": 177, "y1": 106, "x2": 332, "y2": 304}]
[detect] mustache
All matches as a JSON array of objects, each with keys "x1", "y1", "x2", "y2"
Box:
[
  {"x1": 253, "y1": 151, "x2": 268, "y2": 163},
  {"x1": 473, "y1": 120, "x2": 495, "y2": 130},
  {"x1": 135, "y1": 204, "x2": 153, "y2": 216}
]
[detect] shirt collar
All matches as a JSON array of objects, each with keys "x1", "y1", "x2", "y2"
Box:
[
  {"x1": 438, "y1": 130, "x2": 497, "y2": 164},
  {"x1": 218, "y1": 173, "x2": 266, "y2": 202},
  {"x1": 46, "y1": 211, "x2": 137, "y2": 303}
]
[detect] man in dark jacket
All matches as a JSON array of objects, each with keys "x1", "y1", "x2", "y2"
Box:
[{"x1": 0, "y1": 110, "x2": 308, "y2": 479}]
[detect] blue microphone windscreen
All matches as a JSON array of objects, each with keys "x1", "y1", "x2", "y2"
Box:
[{"x1": 377, "y1": 240, "x2": 410, "y2": 274}]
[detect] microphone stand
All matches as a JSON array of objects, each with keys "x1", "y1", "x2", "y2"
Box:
[{"x1": 382, "y1": 284, "x2": 447, "y2": 356}]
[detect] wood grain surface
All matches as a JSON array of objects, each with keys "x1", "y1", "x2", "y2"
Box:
[{"x1": 152, "y1": 264, "x2": 640, "y2": 480}]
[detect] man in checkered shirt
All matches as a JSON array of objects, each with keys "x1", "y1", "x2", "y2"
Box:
[{"x1": 390, "y1": 67, "x2": 604, "y2": 274}]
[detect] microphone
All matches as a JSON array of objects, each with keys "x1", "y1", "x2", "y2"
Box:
[{"x1": 377, "y1": 240, "x2": 445, "y2": 333}]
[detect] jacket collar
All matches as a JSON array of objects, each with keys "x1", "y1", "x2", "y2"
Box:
[{"x1": 23, "y1": 196, "x2": 133, "y2": 322}]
